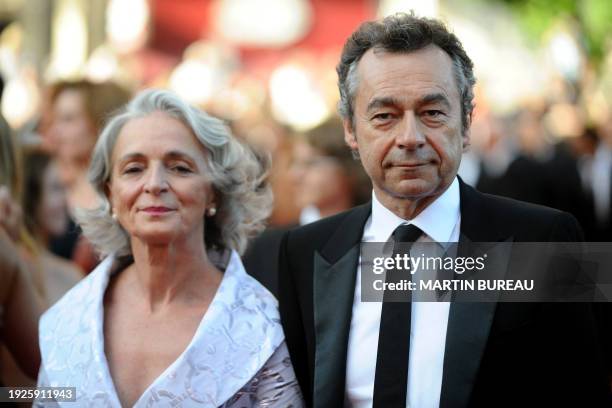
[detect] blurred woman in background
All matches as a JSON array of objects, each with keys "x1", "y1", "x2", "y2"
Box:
[
  {"x1": 243, "y1": 118, "x2": 370, "y2": 295},
  {"x1": 289, "y1": 118, "x2": 371, "y2": 224},
  {"x1": 22, "y1": 149, "x2": 83, "y2": 304},
  {"x1": 46, "y1": 80, "x2": 131, "y2": 272},
  {"x1": 48, "y1": 80, "x2": 131, "y2": 211},
  {"x1": 0, "y1": 113, "x2": 43, "y2": 386}
]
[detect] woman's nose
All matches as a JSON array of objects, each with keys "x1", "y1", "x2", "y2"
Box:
[{"x1": 143, "y1": 165, "x2": 169, "y2": 195}]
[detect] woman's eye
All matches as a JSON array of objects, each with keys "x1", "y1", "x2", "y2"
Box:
[
  {"x1": 171, "y1": 165, "x2": 192, "y2": 173},
  {"x1": 123, "y1": 166, "x2": 142, "y2": 174}
]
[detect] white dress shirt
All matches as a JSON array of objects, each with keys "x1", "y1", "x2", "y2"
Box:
[
  {"x1": 591, "y1": 143, "x2": 612, "y2": 224},
  {"x1": 346, "y1": 177, "x2": 461, "y2": 408}
]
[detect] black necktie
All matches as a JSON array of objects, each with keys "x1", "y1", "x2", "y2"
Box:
[{"x1": 373, "y1": 224, "x2": 423, "y2": 408}]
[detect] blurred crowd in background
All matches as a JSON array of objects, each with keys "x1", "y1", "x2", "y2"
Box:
[{"x1": 0, "y1": 0, "x2": 612, "y2": 390}]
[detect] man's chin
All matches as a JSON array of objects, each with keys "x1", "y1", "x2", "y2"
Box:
[{"x1": 385, "y1": 179, "x2": 440, "y2": 200}]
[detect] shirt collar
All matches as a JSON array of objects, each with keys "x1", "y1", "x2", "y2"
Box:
[{"x1": 369, "y1": 177, "x2": 460, "y2": 243}]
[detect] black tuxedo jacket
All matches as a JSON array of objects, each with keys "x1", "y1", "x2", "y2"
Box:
[
  {"x1": 243, "y1": 225, "x2": 296, "y2": 297},
  {"x1": 278, "y1": 180, "x2": 611, "y2": 408}
]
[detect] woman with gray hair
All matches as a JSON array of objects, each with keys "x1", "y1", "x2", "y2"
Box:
[{"x1": 36, "y1": 89, "x2": 303, "y2": 407}]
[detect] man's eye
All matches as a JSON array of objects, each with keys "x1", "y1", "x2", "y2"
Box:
[
  {"x1": 372, "y1": 113, "x2": 394, "y2": 121},
  {"x1": 423, "y1": 110, "x2": 444, "y2": 118}
]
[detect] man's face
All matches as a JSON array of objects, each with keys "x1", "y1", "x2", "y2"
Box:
[{"x1": 343, "y1": 45, "x2": 469, "y2": 208}]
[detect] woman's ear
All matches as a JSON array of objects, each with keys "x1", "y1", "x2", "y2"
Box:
[{"x1": 105, "y1": 182, "x2": 114, "y2": 209}]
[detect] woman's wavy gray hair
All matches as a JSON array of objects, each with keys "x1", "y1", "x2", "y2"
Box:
[{"x1": 75, "y1": 88, "x2": 272, "y2": 257}]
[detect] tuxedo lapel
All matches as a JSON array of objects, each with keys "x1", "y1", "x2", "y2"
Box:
[
  {"x1": 440, "y1": 180, "x2": 513, "y2": 408},
  {"x1": 312, "y1": 204, "x2": 371, "y2": 408}
]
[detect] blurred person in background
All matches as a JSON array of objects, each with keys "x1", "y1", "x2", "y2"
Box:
[
  {"x1": 290, "y1": 118, "x2": 371, "y2": 225},
  {"x1": 0, "y1": 112, "x2": 43, "y2": 389},
  {"x1": 2, "y1": 147, "x2": 82, "y2": 394},
  {"x1": 0, "y1": 225, "x2": 41, "y2": 386},
  {"x1": 586, "y1": 112, "x2": 612, "y2": 241},
  {"x1": 234, "y1": 118, "x2": 301, "y2": 226},
  {"x1": 243, "y1": 118, "x2": 371, "y2": 296},
  {"x1": 22, "y1": 149, "x2": 83, "y2": 303},
  {"x1": 461, "y1": 108, "x2": 548, "y2": 205},
  {"x1": 537, "y1": 111, "x2": 597, "y2": 236},
  {"x1": 46, "y1": 80, "x2": 131, "y2": 272},
  {"x1": 564, "y1": 126, "x2": 601, "y2": 240},
  {"x1": 37, "y1": 89, "x2": 303, "y2": 407},
  {"x1": 48, "y1": 80, "x2": 132, "y2": 210},
  {"x1": 461, "y1": 104, "x2": 592, "y2": 229}
]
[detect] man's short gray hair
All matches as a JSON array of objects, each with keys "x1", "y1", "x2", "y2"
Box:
[
  {"x1": 337, "y1": 12, "x2": 476, "y2": 135},
  {"x1": 76, "y1": 88, "x2": 272, "y2": 257}
]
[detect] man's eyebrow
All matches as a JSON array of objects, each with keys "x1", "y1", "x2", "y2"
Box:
[
  {"x1": 366, "y1": 93, "x2": 452, "y2": 113},
  {"x1": 419, "y1": 93, "x2": 451, "y2": 110},
  {"x1": 366, "y1": 97, "x2": 399, "y2": 113}
]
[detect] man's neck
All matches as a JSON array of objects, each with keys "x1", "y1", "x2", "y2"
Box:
[{"x1": 374, "y1": 186, "x2": 449, "y2": 220}]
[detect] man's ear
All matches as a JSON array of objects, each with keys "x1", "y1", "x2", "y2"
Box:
[
  {"x1": 462, "y1": 111, "x2": 473, "y2": 152},
  {"x1": 343, "y1": 118, "x2": 358, "y2": 151},
  {"x1": 462, "y1": 127, "x2": 471, "y2": 152}
]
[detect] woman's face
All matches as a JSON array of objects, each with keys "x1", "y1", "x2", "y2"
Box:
[
  {"x1": 38, "y1": 160, "x2": 70, "y2": 237},
  {"x1": 107, "y1": 112, "x2": 214, "y2": 246},
  {"x1": 289, "y1": 140, "x2": 350, "y2": 210},
  {"x1": 50, "y1": 89, "x2": 97, "y2": 163}
]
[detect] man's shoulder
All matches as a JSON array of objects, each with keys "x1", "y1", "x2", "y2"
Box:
[
  {"x1": 479, "y1": 193, "x2": 565, "y2": 218},
  {"x1": 479, "y1": 190, "x2": 565, "y2": 219},
  {"x1": 465, "y1": 186, "x2": 582, "y2": 241},
  {"x1": 245, "y1": 225, "x2": 294, "y2": 257}
]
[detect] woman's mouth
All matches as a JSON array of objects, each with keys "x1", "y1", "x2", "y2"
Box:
[{"x1": 142, "y1": 206, "x2": 173, "y2": 214}]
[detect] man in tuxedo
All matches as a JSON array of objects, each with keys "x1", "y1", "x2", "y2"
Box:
[{"x1": 278, "y1": 13, "x2": 610, "y2": 408}]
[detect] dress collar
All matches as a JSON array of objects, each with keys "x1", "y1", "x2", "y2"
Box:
[{"x1": 39, "y1": 250, "x2": 284, "y2": 407}]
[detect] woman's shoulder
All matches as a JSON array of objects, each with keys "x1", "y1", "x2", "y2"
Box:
[{"x1": 221, "y1": 250, "x2": 281, "y2": 322}]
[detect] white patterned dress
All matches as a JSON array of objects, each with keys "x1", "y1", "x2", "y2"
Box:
[{"x1": 36, "y1": 251, "x2": 303, "y2": 407}]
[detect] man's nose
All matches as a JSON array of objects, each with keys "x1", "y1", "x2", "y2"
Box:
[
  {"x1": 144, "y1": 165, "x2": 169, "y2": 195},
  {"x1": 395, "y1": 111, "x2": 426, "y2": 149}
]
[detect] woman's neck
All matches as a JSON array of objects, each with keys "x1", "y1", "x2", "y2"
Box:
[{"x1": 127, "y1": 237, "x2": 222, "y2": 313}]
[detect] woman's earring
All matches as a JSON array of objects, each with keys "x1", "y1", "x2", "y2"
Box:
[{"x1": 207, "y1": 207, "x2": 217, "y2": 217}]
